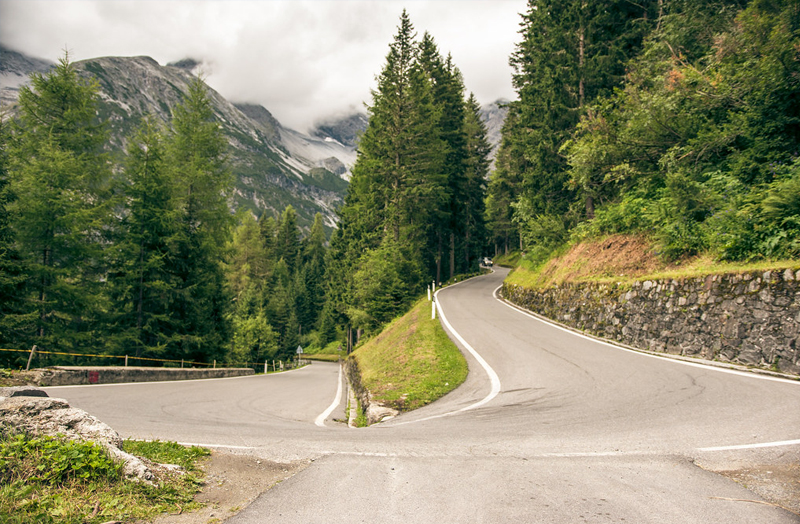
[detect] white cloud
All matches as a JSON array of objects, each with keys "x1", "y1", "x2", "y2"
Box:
[{"x1": 0, "y1": 0, "x2": 525, "y2": 131}]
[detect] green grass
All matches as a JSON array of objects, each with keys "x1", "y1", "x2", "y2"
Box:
[
  {"x1": 0, "y1": 433, "x2": 209, "y2": 524},
  {"x1": 304, "y1": 354, "x2": 341, "y2": 362},
  {"x1": 350, "y1": 297, "x2": 468, "y2": 412},
  {"x1": 493, "y1": 251, "x2": 523, "y2": 267}
]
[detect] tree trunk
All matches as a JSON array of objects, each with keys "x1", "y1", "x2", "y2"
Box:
[
  {"x1": 449, "y1": 232, "x2": 455, "y2": 281},
  {"x1": 586, "y1": 195, "x2": 595, "y2": 220},
  {"x1": 436, "y1": 231, "x2": 442, "y2": 284},
  {"x1": 578, "y1": 9, "x2": 585, "y2": 109},
  {"x1": 465, "y1": 228, "x2": 470, "y2": 271}
]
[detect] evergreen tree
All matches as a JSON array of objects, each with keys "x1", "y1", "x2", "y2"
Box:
[
  {"x1": 166, "y1": 77, "x2": 234, "y2": 364},
  {"x1": 0, "y1": 118, "x2": 29, "y2": 363},
  {"x1": 258, "y1": 213, "x2": 278, "y2": 262},
  {"x1": 264, "y1": 258, "x2": 300, "y2": 358},
  {"x1": 486, "y1": 110, "x2": 524, "y2": 255},
  {"x1": 227, "y1": 213, "x2": 269, "y2": 301},
  {"x1": 110, "y1": 117, "x2": 177, "y2": 359},
  {"x1": 230, "y1": 282, "x2": 277, "y2": 367},
  {"x1": 6, "y1": 53, "x2": 112, "y2": 356},
  {"x1": 298, "y1": 213, "x2": 326, "y2": 331},
  {"x1": 497, "y1": 0, "x2": 658, "y2": 255},
  {"x1": 419, "y1": 34, "x2": 470, "y2": 280},
  {"x1": 462, "y1": 93, "x2": 491, "y2": 268},
  {"x1": 274, "y1": 205, "x2": 300, "y2": 274}
]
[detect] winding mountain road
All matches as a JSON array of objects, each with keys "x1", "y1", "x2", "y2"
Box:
[{"x1": 44, "y1": 268, "x2": 800, "y2": 523}]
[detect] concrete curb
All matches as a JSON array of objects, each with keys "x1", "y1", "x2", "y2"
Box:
[{"x1": 33, "y1": 366, "x2": 255, "y2": 386}]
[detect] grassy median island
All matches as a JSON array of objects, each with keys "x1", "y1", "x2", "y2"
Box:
[
  {"x1": 0, "y1": 433, "x2": 209, "y2": 524},
  {"x1": 350, "y1": 297, "x2": 468, "y2": 412}
]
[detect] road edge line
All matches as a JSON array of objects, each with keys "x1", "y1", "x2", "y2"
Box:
[
  {"x1": 493, "y1": 286, "x2": 800, "y2": 386},
  {"x1": 315, "y1": 361, "x2": 343, "y2": 427},
  {"x1": 698, "y1": 439, "x2": 800, "y2": 452},
  {"x1": 434, "y1": 286, "x2": 501, "y2": 413}
]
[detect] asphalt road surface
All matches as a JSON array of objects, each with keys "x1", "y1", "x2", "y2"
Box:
[{"x1": 44, "y1": 268, "x2": 800, "y2": 523}]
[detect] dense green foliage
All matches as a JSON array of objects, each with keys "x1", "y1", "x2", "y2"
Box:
[
  {"x1": 488, "y1": 0, "x2": 800, "y2": 264},
  {"x1": 0, "y1": 433, "x2": 207, "y2": 524},
  {"x1": 0, "y1": 54, "x2": 337, "y2": 367},
  {"x1": 326, "y1": 11, "x2": 491, "y2": 339}
]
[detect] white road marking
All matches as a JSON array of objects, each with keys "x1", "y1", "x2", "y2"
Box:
[
  {"x1": 392, "y1": 282, "x2": 502, "y2": 426},
  {"x1": 494, "y1": 286, "x2": 800, "y2": 386},
  {"x1": 315, "y1": 362, "x2": 344, "y2": 427},
  {"x1": 699, "y1": 439, "x2": 800, "y2": 452}
]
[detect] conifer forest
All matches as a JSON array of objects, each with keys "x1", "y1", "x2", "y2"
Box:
[{"x1": 1, "y1": 1, "x2": 798, "y2": 368}]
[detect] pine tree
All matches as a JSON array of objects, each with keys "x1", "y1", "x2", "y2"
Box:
[
  {"x1": 109, "y1": 117, "x2": 177, "y2": 360},
  {"x1": 486, "y1": 110, "x2": 524, "y2": 255},
  {"x1": 274, "y1": 205, "x2": 300, "y2": 274},
  {"x1": 462, "y1": 94, "x2": 491, "y2": 268},
  {"x1": 497, "y1": 0, "x2": 658, "y2": 253},
  {"x1": 0, "y1": 118, "x2": 30, "y2": 363},
  {"x1": 328, "y1": 11, "x2": 490, "y2": 336},
  {"x1": 7, "y1": 53, "x2": 112, "y2": 356},
  {"x1": 298, "y1": 213, "x2": 326, "y2": 331},
  {"x1": 166, "y1": 77, "x2": 234, "y2": 364},
  {"x1": 227, "y1": 213, "x2": 269, "y2": 301}
]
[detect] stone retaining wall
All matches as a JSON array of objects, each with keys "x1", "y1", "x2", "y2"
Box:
[
  {"x1": 343, "y1": 356, "x2": 398, "y2": 425},
  {"x1": 34, "y1": 366, "x2": 254, "y2": 386},
  {"x1": 502, "y1": 268, "x2": 800, "y2": 375}
]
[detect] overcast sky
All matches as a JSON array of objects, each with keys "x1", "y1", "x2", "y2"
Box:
[{"x1": 0, "y1": 0, "x2": 526, "y2": 131}]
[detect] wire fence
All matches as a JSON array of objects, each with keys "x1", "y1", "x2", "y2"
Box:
[{"x1": 0, "y1": 347, "x2": 305, "y2": 373}]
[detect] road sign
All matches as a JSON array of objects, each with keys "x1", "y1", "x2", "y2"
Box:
[{"x1": 296, "y1": 345, "x2": 303, "y2": 355}]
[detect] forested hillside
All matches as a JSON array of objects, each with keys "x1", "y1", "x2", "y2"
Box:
[
  {"x1": 488, "y1": 0, "x2": 800, "y2": 266},
  {"x1": 3, "y1": 1, "x2": 795, "y2": 370},
  {"x1": 0, "y1": 11, "x2": 492, "y2": 367},
  {"x1": 325, "y1": 11, "x2": 492, "y2": 345}
]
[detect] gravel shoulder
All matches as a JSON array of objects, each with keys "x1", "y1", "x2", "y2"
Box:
[{"x1": 144, "y1": 450, "x2": 308, "y2": 524}]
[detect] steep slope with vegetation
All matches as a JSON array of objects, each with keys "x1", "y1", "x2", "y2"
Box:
[
  {"x1": 325, "y1": 11, "x2": 492, "y2": 346},
  {"x1": 0, "y1": 56, "x2": 335, "y2": 369},
  {"x1": 0, "y1": 11, "x2": 492, "y2": 377},
  {"x1": 488, "y1": 0, "x2": 800, "y2": 269},
  {"x1": 1, "y1": 49, "x2": 351, "y2": 230},
  {"x1": 348, "y1": 297, "x2": 468, "y2": 415}
]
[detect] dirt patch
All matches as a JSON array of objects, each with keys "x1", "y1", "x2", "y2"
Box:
[
  {"x1": 536, "y1": 234, "x2": 680, "y2": 286},
  {"x1": 708, "y1": 464, "x2": 800, "y2": 517},
  {"x1": 144, "y1": 450, "x2": 307, "y2": 524},
  {"x1": 0, "y1": 369, "x2": 42, "y2": 387}
]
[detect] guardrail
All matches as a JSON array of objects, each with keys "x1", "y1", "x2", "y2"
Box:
[{"x1": 0, "y1": 347, "x2": 305, "y2": 374}]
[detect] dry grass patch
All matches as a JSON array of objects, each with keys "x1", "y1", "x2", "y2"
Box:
[{"x1": 507, "y1": 234, "x2": 800, "y2": 289}]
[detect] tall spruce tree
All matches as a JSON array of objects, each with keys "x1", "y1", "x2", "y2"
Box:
[
  {"x1": 274, "y1": 205, "x2": 300, "y2": 274},
  {"x1": 227, "y1": 213, "x2": 277, "y2": 366},
  {"x1": 166, "y1": 77, "x2": 233, "y2": 364},
  {"x1": 7, "y1": 53, "x2": 112, "y2": 356},
  {"x1": 297, "y1": 213, "x2": 326, "y2": 332},
  {"x1": 495, "y1": 0, "x2": 658, "y2": 254},
  {"x1": 0, "y1": 118, "x2": 29, "y2": 363},
  {"x1": 110, "y1": 117, "x2": 177, "y2": 359},
  {"x1": 419, "y1": 34, "x2": 471, "y2": 280},
  {"x1": 329, "y1": 10, "x2": 487, "y2": 337},
  {"x1": 462, "y1": 93, "x2": 491, "y2": 267}
]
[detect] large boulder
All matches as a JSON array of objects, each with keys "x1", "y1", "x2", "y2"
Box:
[
  {"x1": 0, "y1": 385, "x2": 49, "y2": 397},
  {"x1": 0, "y1": 391, "x2": 160, "y2": 483}
]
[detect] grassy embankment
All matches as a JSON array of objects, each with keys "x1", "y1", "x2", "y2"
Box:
[
  {"x1": 504, "y1": 234, "x2": 800, "y2": 290},
  {"x1": 350, "y1": 296, "x2": 469, "y2": 413},
  {"x1": 300, "y1": 340, "x2": 344, "y2": 362},
  {"x1": 0, "y1": 435, "x2": 209, "y2": 524}
]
